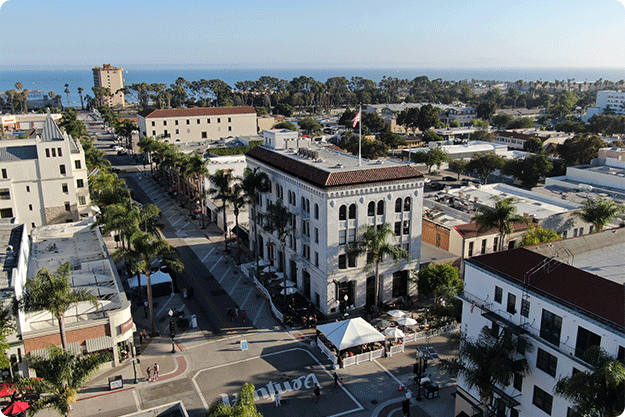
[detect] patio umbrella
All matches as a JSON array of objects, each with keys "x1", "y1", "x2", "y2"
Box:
[
  {"x1": 383, "y1": 327, "x2": 405, "y2": 339},
  {"x1": 3, "y1": 401, "x2": 29, "y2": 415},
  {"x1": 396, "y1": 317, "x2": 418, "y2": 327},
  {"x1": 387, "y1": 309, "x2": 407, "y2": 318},
  {"x1": 279, "y1": 280, "x2": 296, "y2": 288},
  {"x1": 370, "y1": 318, "x2": 392, "y2": 329},
  {"x1": 280, "y1": 287, "x2": 298, "y2": 295},
  {"x1": 0, "y1": 383, "x2": 14, "y2": 397}
]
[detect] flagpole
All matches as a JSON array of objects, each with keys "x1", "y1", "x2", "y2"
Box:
[{"x1": 358, "y1": 104, "x2": 362, "y2": 166}]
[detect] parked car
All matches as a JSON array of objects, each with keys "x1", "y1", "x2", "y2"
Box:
[
  {"x1": 441, "y1": 176, "x2": 456, "y2": 182},
  {"x1": 461, "y1": 178, "x2": 481, "y2": 186},
  {"x1": 430, "y1": 182, "x2": 445, "y2": 190},
  {"x1": 117, "y1": 149, "x2": 127, "y2": 156}
]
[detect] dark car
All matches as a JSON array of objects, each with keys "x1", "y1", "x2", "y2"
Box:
[
  {"x1": 430, "y1": 182, "x2": 445, "y2": 190},
  {"x1": 117, "y1": 149, "x2": 128, "y2": 156},
  {"x1": 441, "y1": 176, "x2": 456, "y2": 181},
  {"x1": 111, "y1": 167, "x2": 121, "y2": 173},
  {"x1": 461, "y1": 178, "x2": 481, "y2": 186}
]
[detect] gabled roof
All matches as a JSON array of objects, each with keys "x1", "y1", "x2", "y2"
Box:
[
  {"x1": 137, "y1": 106, "x2": 256, "y2": 119},
  {"x1": 41, "y1": 114, "x2": 65, "y2": 142},
  {"x1": 468, "y1": 248, "x2": 624, "y2": 329},
  {"x1": 247, "y1": 146, "x2": 423, "y2": 189},
  {"x1": 454, "y1": 221, "x2": 533, "y2": 238},
  {"x1": 0, "y1": 146, "x2": 38, "y2": 161}
]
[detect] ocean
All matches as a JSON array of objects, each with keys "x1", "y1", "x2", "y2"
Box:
[{"x1": 1, "y1": 67, "x2": 624, "y2": 109}]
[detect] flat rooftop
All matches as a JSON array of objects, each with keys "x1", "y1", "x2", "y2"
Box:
[{"x1": 0, "y1": 224, "x2": 24, "y2": 290}]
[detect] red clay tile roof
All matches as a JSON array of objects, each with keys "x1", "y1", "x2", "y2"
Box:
[
  {"x1": 324, "y1": 144, "x2": 349, "y2": 153},
  {"x1": 494, "y1": 130, "x2": 546, "y2": 142},
  {"x1": 469, "y1": 248, "x2": 624, "y2": 328},
  {"x1": 454, "y1": 221, "x2": 534, "y2": 238},
  {"x1": 137, "y1": 106, "x2": 256, "y2": 118},
  {"x1": 247, "y1": 146, "x2": 423, "y2": 189}
]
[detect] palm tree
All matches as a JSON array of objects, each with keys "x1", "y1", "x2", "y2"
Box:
[
  {"x1": 182, "y1": 153, "x2": 208, "y2": 217},
  {"x1": 21, "y1": 263, "x2": 99, "y2": 350},
  {"x1": 261, "y1": 199, "x2": 295, "y2": 305},
  {"x1": 138, "y1": 136, "x2": 159, "y2": 175},
  {"x1": 241, "y1": 167, "x2": 270, "y2": 278},
  {"x1": 348, "y1": 223, "x2": 410, "y2": 306},
  {"x1": 20, "y1": 346, "x2": 109, "y2": 417},
  {"x1": 573, "y1": 196, "x2": 623, "y2": 233},
  {"x1": 64, "y1": 83, "x2": 71, "y2": 109},
  {"x1": 209, "y1": 169, "x2": 234, "y2": 251},
  {"x1": 77, "y1": 87, "x2": 84, "y2": 110},
  {"x1": 554, "y1": 346, "x2": 625, "y2": 417},
  {"x1": 229, "y1": 182, "x2": 247, "y2": 260},
  {"x1": 4, "y1": 90, "x2": 16, "y2": 114},
  {"x1": 440, "y1": 326, "x2": 532, "y2": 414},
  {"x1": 115, "y1": 231, "x2": 183, "y2": 334},
  {"x1": 472, "y1": 196, "x2": 529, "y2": 252}
]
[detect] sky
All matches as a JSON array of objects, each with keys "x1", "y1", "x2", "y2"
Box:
[{"x1": 0, "y1": 0, "x2": 624, "y2": 69}]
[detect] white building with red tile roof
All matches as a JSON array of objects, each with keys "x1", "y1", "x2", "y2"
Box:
[
  {"x1": 246, "y1": 137, "x2": 425, "y2": 315},
  {"x1": 137, "y1": 106, "x2": 257, "y2": 142}
]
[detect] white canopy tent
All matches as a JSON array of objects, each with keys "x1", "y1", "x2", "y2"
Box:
[
  {"x1": 317, "y1": 317, "x2": 385, "y2": 351},
  {"x1": 128, "y1": 270, "x2": 173, "y2": 294}
]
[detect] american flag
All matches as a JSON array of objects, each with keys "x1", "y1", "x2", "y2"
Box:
[{"x1": 352, "y1": 111, "x2": 361, "y2": 128}]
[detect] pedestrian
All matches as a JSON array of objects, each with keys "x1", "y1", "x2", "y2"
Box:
[
  {"x1": 274, "y1": 390, "x2": 281, "y2": 407},
  {"x1": 241, "y1": 310, "x2": 247, "y2": 323},
  {"x1": 154, "y1": 363, "x2": 159, "y2": 380},
  {"x1": 402, "y1": 398, "x2": 411, "y2": 417},
  {"x1": 146, "y1": 366, "x2": 152, "y2": 382},
  {"x1": 139, "y1": 331, "x2": 144, "y2": 345},
  {"x1": 313, "y1": 383, "x2": 320, "y2": 403},
  {"x1": 228, "y1": 309, "x2": 235, "y2": 322},
  {"x1": 235, "y1": 305, "x2": 239, "y2": 318},
  {"x1": 333, "y1": 372, "x2": 339, "y2": 387}
]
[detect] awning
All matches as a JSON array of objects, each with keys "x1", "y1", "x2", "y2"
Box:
[
  {"x1": 86, "y1": 336, "x2": 113, "y2": 353},
  {"x1": 30, "y1": 341, "x2": 82, "y2": 358}
]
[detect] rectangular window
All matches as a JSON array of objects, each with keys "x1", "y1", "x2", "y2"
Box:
[
  {"x1": 186, "y1": 119, "x2": 190, "y2": 125},
  {"x1": 579, "y1": 227, "x2": 584, "y2": 235},
  {"x1": 494, "y1": 286, "x2": 503, "y2": 303},
  {"x1": 315, "y1": 228, "x2": 319, "y2": 244},
  {"x1": 533, "y1": 386, "x2": 553, "y2": 415},
  {"x1": 202, "y1": 132, "x2": 207, "y2": 139},
  {"x1": 521, "y1": 298, "x2": 530, "y2": 318},
  {"x1": 0, "y1": 208, "x2": 13, "y2": 218},
  {"x1": 1, "y1": 169, "x2": 7, "y2": 179},
  {"x1": 163, "y1": 120, "x2": 167, "y2": 126},
  {"x1": 573, "y1": 228, "x2": 578, "y2": 237},
  {"x1": 45, "y1": 148, "x2": 50, "y2": 157},
  {"x1": 507, "y1": 293, "x2": 517, "y2": 314},
  {"x1": 436, "y1": 233, "x2": 441, "y2": 247},
  {"x1": 348, "y1": 253, "x2": 356, "y2": 268},
  {"x1": 513, "y1": 373, "x2": 523, "y2": 391},
  {"x1": 314, "y1": 252, "x2": 319, "y2": 267},
  {"x1": 348, "y1": 228, "x2": 356, "y2": 243},
  {"x1": 562, "y1": 230, "x2": 567, "y2": 238},
  {"x1": 575, "y1": 327, "x2": 601, "y2": 360},
  {"x1": 151, "y1": 121, "x2": 155, "y2": 126},
  {"x1": 175, "y1": 120, "x2": 179, "y2": 125},
  {"x1": 0, "y1": 189, "x2": 10, "y2": 200},
  {"x1": 62, "y1": 183, "x2": 69, "y2": 193},
  {"x1": 536, "y1": 348, "x2": 558, "y2": 377},
  {"x1": 228, "y1": 117, "x2": 231, "y2": 122},
  {"x1": 493, "y1": 237, "x2": 498, "y2": 252},
  {"x1": 228, "y1": 126, "x2": 232, "y2": 131},
  {"x1": 64, "y1": 202, "x2": 71, "y2": 212},
  {"x1": 468, "y1": 241, "x2": 474, "y2": 257},
  {"x1": 26, "y1": 186, "x2": 30, "y2": 193},
  {"x1": 540, "y1": 309, "x2": 563, "y2": 346},
  {"x1": 508, "y1": 240, "x2": 516, "y2": 249},
  {"x1": 164, "y1": 130, "x2": 168, "y2": 136},
  {"x1": 481, "y1": 239, "x2": 487, "y2": 254},
  {"x1": 28, "y1": 204, "x2": 33, "y2": 211},
  {"x1": 403, "y1": 220, "x2": 410, "y2": 235},
  {"x1": 78, "y1": 196, "x2": 86, "y2": 205},
  {"x1": 152, "y1": 130, "x2": 156, "y2": 136},
  {"x1": 339, "y1": 230, "x2": 346, "y2": 245},
  {"x1": 176, "y1": 129, "x2": 179, "y2": 134},
  {"x1": 74, "y1": 160, "x2": 81, "y2": 169},
  {"x1": 60, "y1": 165, "x2": 66, "y2": 175},
  {"x1": 217, "y1": 118, "x2": 221, "y2": 123},
  {"x1": 197, "y1": 119, "x2": 200, "y2": 124},
  {"x1": 51, "y1": 148, "x2": 56, "y2": 157},
  {"x1": 207, "y1": 119, "x2": 210, "y2": 123},
  {"x1": 57, "y1": 147, "x2": 62, "y2": 157},
  {"x1": 76, "y1": 179, "x2": 84, "y2": 188},
  {"x1": 395, "y1": 221, "x2": 401, "y2": 235},
  {"x1": 338, "y1": 254, "x2": 347, "y2": 269}
]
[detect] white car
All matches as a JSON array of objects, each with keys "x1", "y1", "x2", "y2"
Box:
[{"x1": 113, "y1": 146, "x2": 124, "y2": 152}]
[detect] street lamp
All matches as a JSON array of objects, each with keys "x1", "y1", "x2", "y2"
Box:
[
  {"x1": 168, "y1": 309, "x2": 176, "y2": 353},
  {"x1": 131, "y1": 344, "x2": 139, "y2": 384},
  {"x1": 414, "y1": 350, "x2": 428, "y2": 401}
]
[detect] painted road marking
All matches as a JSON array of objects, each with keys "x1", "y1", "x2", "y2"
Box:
[
  {"x1": 230, "y1": 272, "x2": 244, "y2": 293},
  {"x1": 218, "y1": 266, "x2": 232, "y2": 284},
  {"x1": 252, "y1": 299, "x2": 265, "y2": 326},
  {"x1": 201, "y1": 248, "x2": 215, "y2": 262},
  {"x1": 171, "y1": 218, "x2": 183, "y2": 227},
  {"x1": 240, "y1": 288, "x2": 253, "y2": 310},
  {"x1": 209, "y1": 256, "x2": 223, "y2": 273}
]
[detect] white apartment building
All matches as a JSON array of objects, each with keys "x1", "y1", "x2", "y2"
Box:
[
  {"x1": 137, "y1": 106, "x2": 257, "y2": 143},
  {"x1": 246, "y1": 135, "x2": 425, "y2": 315},
  {"x1": 0, "y1": 115, "x2": 91, "y2": 231},
  {"x1": 92, "y1": 64, "x2": 125, "y2": 108},
  {"x1": 584, "y1": 90, "x2": 625, "y2": 120},
  {"x1": 457, "y1": 229, "x2": 625, "y2": 417}
]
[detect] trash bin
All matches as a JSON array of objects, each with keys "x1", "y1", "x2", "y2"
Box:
[
  {"x1": 191, "y1": 314, "x2": 198, "y2": 329},
  {"x1": 109, "y1": 375, "x2": 123, "y2": 390}
]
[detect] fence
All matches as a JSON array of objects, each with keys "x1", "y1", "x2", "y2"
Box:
[
  {"x1": 244, "y1": 265, "x2": 284, "y2": 323},
  {"x1": 342, "y1": 356, "x2": 357, "y2": 368},
  {"x1": 387, "y1": 344, "x2": 405, "y2": 357}
]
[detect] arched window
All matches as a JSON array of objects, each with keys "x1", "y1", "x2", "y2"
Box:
[
  {"x1": 348, "y1": 203, "x2": 356, "y2": 219},
  {"x1": 395, "y1": 198, "x2": 402, "y2": 213},
  {"x1": 404, "y1": 197, "x2": 411, "y2": 212},
  {"x1": 377, "y1": 200, "x2": 384, "y2": 215},
  {"x1": 368, "y1": 202, "x2": 375, "y2": 216},
  {"x1": 339, "y1": 205, "x2": 347, "y2": 221},
  {"x1": 301, "y1": 197, "x2": 305, "y2": 209},
  {"x1": 314, "y1": 203, "x2": 319, "y2": 219}
]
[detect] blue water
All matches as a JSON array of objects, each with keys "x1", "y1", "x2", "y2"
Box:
[{"x1": 1, "y1": 67, "x2": 623, "y2": 108}]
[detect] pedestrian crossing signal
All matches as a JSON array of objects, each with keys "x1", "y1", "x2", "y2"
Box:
[{"x1": 169, "y1": 320, "x2": 176, "y2": 337}]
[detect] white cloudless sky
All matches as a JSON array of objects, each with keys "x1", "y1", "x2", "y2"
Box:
[{"x1": 0, "y1": 0, "x2": 624, "y2": 69}]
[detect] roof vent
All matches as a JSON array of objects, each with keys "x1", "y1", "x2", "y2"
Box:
[{"x1": 335, "y1": 163, "x2": 344, "y2": 168}]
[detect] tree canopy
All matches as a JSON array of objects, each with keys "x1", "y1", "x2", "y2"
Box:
[
  {"x1": 557, "y1": 134, "x2": 607, "y2": 167},
  {"x1": 414, "y1": 263, "x2": 462, "y2": 300},
  {"x1": 466, "y1": 153, "x2": 505, "y2": 184},
  {"x1": 573, "y1": 197, "x2": 623, "y2": 232},
  {"x1": 206, "y1": 383, "x2": 262, "y2": 417},
  {"x1": 520, "y1": 226, "x2": 561, "y2": 247}
]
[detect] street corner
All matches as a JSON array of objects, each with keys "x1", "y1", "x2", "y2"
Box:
[{"x1": 193, "y1": 347, "x2": 364, "y2": 417}]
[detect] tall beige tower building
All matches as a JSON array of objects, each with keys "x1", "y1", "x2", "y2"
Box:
[{"x1": 92, "y1": 64, "x2": 125, "y2": 108}]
